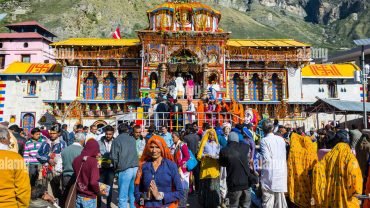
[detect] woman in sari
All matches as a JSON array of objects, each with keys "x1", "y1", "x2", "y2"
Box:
[
  {"x1": 288, "y1": 133, "x2": 318, "y2": 207},
  {"x1": 196, "y1": 129, "x2": 221, "y2": 208},
  {"x1": 219, "y1": 100, "x2": 229, "y2": 124},
  {"x1": 312, "y1": 130, "x2": 363, "y2": 208},
  {"x1": 134, "y1": 135, "x2": 184, "y2": 208}
]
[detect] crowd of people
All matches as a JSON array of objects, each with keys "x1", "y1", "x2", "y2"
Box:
[{"x1": 1, "y1": 113, "x2": 370, "y2": 208}]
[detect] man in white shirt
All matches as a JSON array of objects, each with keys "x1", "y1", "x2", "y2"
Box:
[
  {"x1": 186, "y1": 99, "x2": 196, "y2": 124},
  {"x1": 260, "y1": 120, "x2": 288, "y2": 208}
]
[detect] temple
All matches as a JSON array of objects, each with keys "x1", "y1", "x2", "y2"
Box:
[{"x1": 46, "y1": 0, "x2": 311, "y2": 125}]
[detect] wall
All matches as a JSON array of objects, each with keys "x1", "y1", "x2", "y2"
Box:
[
  {"x1": 1, "y1": 75, "x2": 60, "y2": 128},
  {"x1": 287, "y1": 67, "x2": 302, "y2": 102},
  {"x1": 0, "y1": 38, "x2": 55, "y2": 69},
  {"x1": 302, "y1": 78, "x2": 361, "y2": 102},
  {"x1": 61, "y1": 66, "x2": 78, "y2": 100}
]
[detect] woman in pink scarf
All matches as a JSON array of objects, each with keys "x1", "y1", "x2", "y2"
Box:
[{"x1": 186, "y1": 76, "x2": 194, "y2": 99}]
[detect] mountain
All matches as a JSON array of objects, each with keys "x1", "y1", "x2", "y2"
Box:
[{"x1": 0, "y1": 0, "x2": 369, "y2": 51}]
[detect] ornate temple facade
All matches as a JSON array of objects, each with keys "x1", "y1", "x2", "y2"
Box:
[{"x1": 49, "y1": 0, "x2": 312, "y2": 125}]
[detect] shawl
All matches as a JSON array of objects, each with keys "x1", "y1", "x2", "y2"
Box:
[
  {"x1": 288, "y1": 133, "x2": 318, "y2": 207},
  {"x1": 197, "y1": 100, "x2": 205, "y2": 127},
  {"x1": 312, "y1": 143, "x2": 362, "y2": 208},
  {"x1": 197, "y1": 129, "x2": 220, "y2": 179}
]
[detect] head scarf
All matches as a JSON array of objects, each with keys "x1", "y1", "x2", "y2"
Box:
[
  {"x1": 312, "y1": 143, "x2": 362, "y2": 207},
  {"x1": 197, "y1": 129, "x2": 219, "y2": 161},
  {"x1": 288, "y1": 133, "x2": 318, "y2": 207},
  {"x1": 135, "y1": 135, "x2": 173, "y2": 185},
  {"x1": 222, "y1": 122, "x2": 231, "y2": 129}
]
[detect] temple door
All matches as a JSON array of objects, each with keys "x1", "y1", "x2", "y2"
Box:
[{"x1": 271, "y1": 74, "x2": 282, "y2": 101}]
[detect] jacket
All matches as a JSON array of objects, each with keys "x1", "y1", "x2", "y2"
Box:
[
  {"x1": 220, "y1": 141, "x2": 256, "y2": 192},
  {"x1": 98, "y1": 136, "x2": 114, "y2": 169},
  {"x1": 111, "y1": 133, "x2": 139, "y2": 172},
  {"x1": 0, "y1": 150, "x2": 31, "y2": 207},
  {"x1": 72, "y1": 140, "x2": 100, "y2": 198},
  {"x1": 36, "y1": 137, "x2": 67, "y2": 164}
]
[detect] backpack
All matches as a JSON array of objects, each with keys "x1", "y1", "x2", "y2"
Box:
[{"x1": 186, "y1": 149, "x2": 198, "y2": 171}]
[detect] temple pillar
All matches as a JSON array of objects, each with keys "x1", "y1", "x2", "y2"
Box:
[
  {"x1": 244, "y1": 73, "x2": 250, "y2": 101},
  {"x1": 203, "y1": 64, "x2": 209, "y2": 91},
  {"x1": 97, "y1": 76, "x2": 104, "y2": 100},
  {"x1": 282, "y1": 79, "x2": 287, "y2": 101},
  {"x1": 262, "y1": 73, "x2": 271, "y2": 101},
  {"x1": 116, "y1": 76, "x2": 123, "y2": 100},
  {"x1": 159, "y1": 64, "x2": 167, "y2": 88}
]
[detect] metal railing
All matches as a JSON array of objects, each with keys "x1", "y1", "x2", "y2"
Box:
[{"x1": 114, "y1": 111, "x2": 242, "y2": 132}]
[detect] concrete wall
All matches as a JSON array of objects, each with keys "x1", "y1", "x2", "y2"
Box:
[
  {"x1": 287, "y1": 67, "x2": 302, "y2": 102},
  {"x1": 2, "y1": 75, "x2": 60, "y2": 128},
  {"x1": 0, "y1": 38, "x2": 55, "y2": 69},
  {"x1": 302, "y1": 78, "x2": 361, "y2": 102},
  {"x1": 61, "y1": 66, "x2": 78, "y2": 100}
]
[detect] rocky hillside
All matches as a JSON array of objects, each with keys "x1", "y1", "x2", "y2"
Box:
[{"x1": 0, "y1": 0, "x2": 369, "y2": 50}]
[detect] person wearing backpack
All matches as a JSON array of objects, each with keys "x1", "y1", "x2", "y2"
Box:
[{"x1": 170, "y1": 131, "x2": 190, "y2": 208}]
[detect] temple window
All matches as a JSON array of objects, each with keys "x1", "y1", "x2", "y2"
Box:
[
  {"x1": 251, "y1": 74, "x2": 263, "y2": 101},
  {"x1": 27, "y1": 80, "x2": 37, "y2": 96},
  {"x1": 123, "y1": 72, "x2": 138, "y2": 99},
  {"x1": 21, "y1": 54, "x2": 31, "y2": 63},
  {"x1": 103, "y1": 72, "x2": 117, "y2": 100},
  {"x1": 271, "y1": 74, "x2": 283, "y2": 101},
  {"x1": 83, "y1": 72, "x2": 98, "y2": 99},
  {"x1": 230, "y1": 73, "x2": 243, "y2": 101},
  {"x1": 328, "y1": 81, "x2": 337, "y2": 98}
]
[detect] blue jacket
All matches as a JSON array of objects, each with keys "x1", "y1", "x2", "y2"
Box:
[
  {"x1": 36, "y1": 137, "x2": 67, "y2": 164},
  {"x1": 134, "y1": 158, "x2": 183, "y2": 207}
]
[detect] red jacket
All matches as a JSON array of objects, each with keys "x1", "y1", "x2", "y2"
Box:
[{"x1": 72, "y1": 140, "x2": 100, "y2": 199}]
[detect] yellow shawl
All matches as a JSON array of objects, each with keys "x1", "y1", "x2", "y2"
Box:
[
  {"x1": 312, "y1": 143, "x2": 363, "y2": 208},
  {"x1": 197, "y1": 129, "x2": 220, "y2": 179},
  {"x1": 288, "y1": 133, "x2": 318, "y2": 207}
]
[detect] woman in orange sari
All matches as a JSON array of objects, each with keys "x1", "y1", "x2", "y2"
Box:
[
  {"x1": 134, "y1": 135, "x2": 184, "y2": 208},
  {"x1": 312, "y1": 132, "x2": 362, "y2": 208},
  {"x1": 197, "y1": 100, "x2": 204, "y2": 127},
  {"x1": 219, "y1": 100, "x2": 230, "y2": 124},
  {"x1": 288, "y1": 133, "x2": 318, "y2": 207}
]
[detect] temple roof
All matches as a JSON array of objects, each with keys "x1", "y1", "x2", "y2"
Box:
[
  {"x1": 147, "y1": 1, "x2": 221, "y2": 16},
  {"x1": 302, "y1": 63, "x2": 359, "y2": 78},
  {"x1": 50, "y1": 38, "x2": 140, "y2": 47},
  {"x1": 227, "y1": 39, "x2": 310, "y2": 47},
  {"x1": 50, "y1": 38, "x2": 310, "y2": 48},
  {"x1": 5, "y1": 21, "x2": 57, "y2": 38},
  {"x1": 0, "y1": 62, "x2": 62, "y2": 75}
]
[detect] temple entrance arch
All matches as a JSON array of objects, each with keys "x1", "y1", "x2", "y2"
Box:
[{"x1": 164, "y1": 48, "x2": 205, "y2": 98}]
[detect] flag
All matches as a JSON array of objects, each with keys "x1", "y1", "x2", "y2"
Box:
[{"x1": 112, "y1": 27, "x2": 121, "y2": 39}]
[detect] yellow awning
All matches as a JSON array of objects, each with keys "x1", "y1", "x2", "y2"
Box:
[
  {"x1": 302, "y1": 63, "x2": 360, "y2": 78},
  {"x1": 51, "y1": 38, "x2": 140, "y2": 47},
  {"x1": 1, "y1": 62, "x2": 62, "y2": 74},
  {"x1": 227, "y1": 39, "x2": 310, "y2": 47}
]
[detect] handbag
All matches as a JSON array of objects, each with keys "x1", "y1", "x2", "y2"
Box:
[
  {"x1": 65, "y1": 156, "x2": 88, "y2": 208},
  {"x1": 186, "y1": 150, "x2": 198, "y2": 171}
]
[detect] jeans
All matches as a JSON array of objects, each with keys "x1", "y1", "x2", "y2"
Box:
[
  {"x1": 98, "y1": 168, "x2": 115, "y2": 208},
  {"x1": 227, "y1": 189, "x2": 251, "y2": 208},
  {"x1": 118, "y1": 167, "x2": 138, "y2": 208},
  {"x1": 28, "y1": 164, "x2": 41, "y2": 186},
  {"x1": 76, "y1": 195, "x2": 97, "y2": 208}
]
